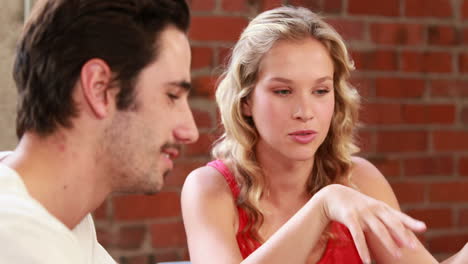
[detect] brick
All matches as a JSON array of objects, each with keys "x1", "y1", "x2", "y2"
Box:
[
  {"x1": 407, "y1": 208, "x2": 453, "y2": 229},
  {"x1": 415, "y1": 232, "x2": 428, "y2": 246},
  {"x1": 115, "y1": 226, "x2": 146, "y2": 249},
  {"x1": 222, "y1": 0, "x2": 250, "y2": 12},
  {"x1": 151, "y1": 221, "x2": 187, "y2": 247},
  {"x1": 261, "y1": 0, "x2": 285, "y2": 11},
  {"x1": 460, "y1": 208, "x2": 468, "y2": 226},
  {"x1": 191, "y1": 108, "x2": 214, "y2": 129},
  {"x1": 93, "y1": 200, "x2": 107, "y2": 220},
  {"x1": 113, "y1": 192, "x2": 181, "y2": 220},
  {"x1": 428, "y1": 233, "x2": 468, "y2": 252},
  {"x1": 402, "y1": 104, "x2": 456, "y2": 124},
  {"x1": 400, "y1": 51, "x2": 419, "y2": 72},
  {"x1": 433, "y1": 131, "x2": 468, "y2": 151},
  {"x1": 323, "y1": 0, "x2": 343, "y2": 13},
  {"x1": 356, "y1": 130, "x2": 374, "y2": 154},
  {"x1": 288, "y1": 0, "x2": 321, "y2": 10},
  {"x1": 405, "y1": 0, "x2": 452, "y2": 18},
  {"x1": 187, "y1": 0, "x2": 216, "y2": 11},
  {"x1": 376, "y1": 131, "x2": 428, "y2": 153},
  {"x1": 390, "y1": 182, "x2": 425, "y2": 204},
  {"x1": 191, "y1": 47, "x2": 213, "y2": 70},
  {"x1": 428, "y1": 25, "x2": 459, "y2": 46},
  {"x1": 190, "y1": 16, "x2": 248, "y2": 42},
  {"x1": 182, "y1": 249, "x2": 190, "y2": 260},
  {"x1": 367, "y1": 157, "x2": 401, "y2": 177},
  {"x1": 96, "y1": 228, "x2": 113, "y2": 248},
  {"x1": 184, "y1": 132, "x2": 215, "y2": 156},
  {"x1": 459, "y1": 53, "x2": 468, "y2": 73},
  {"x1": 352, "y1": 50, "x2": 398, "y2": 71},
  {"x1": 429, "y1": 182, "x2": 468, "y2": 202},
  {"x1": 349, "y1": 76, "x2": 373, "y2": 98},
  {"x1": 370, "y1": 23, "x2": 424, "y2": 45},
  {"x1": 288, "y1": 0, "x2": 343, "y2": 13},
  {"x1": 462, "y1": 107, "x2": 468, "y2": 125},
  {"x1": 463, "y1": 27, "x2": 468, "y2": 44},
  {"x1": 165, "y1": 160, "x2": 206, "y2": 187},
  {"x1": 463, "y1": 0, "x2": 468, "y2": 19},
  {"x1": 361, "y1": 103, "x2": 402, "y2": 125},
  {"x1": 401, "y1": 51, "x2": 452, "y2": 73},
  {"x1": 192, "y1": 75, "x2": 218, "y2": 97},
  {"x1": 218, "y1": 46, "x2": 233, "y2": 66},
  {"x1": 327, "y1": 19, "x2": 365, "y2": 41},
  {"x1": 375, "y1": 78, "x2": 425, "y2": 98},
  {"x1": 430, "y1": 79, "x2": 468, "y2": 98},
  {"x1": 459, "y1": 156, "x2": 468, "y2": 176},
  {"x1": 403, "y1": 156, "x2": 453, "y2": 176},
  {"x1": 348, "y1": 0, "x2": 399, "y2": 16}
]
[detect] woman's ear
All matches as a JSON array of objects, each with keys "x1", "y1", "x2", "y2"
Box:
[
  {"x1": 241, "y1": 98, "x2": 252, "y2": 117},
  {"x1": 79, "y1": 58, "x2": 113, "y2": 118}
]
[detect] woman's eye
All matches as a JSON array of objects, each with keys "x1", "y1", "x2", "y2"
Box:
[
  {"x1": 274, "y1": 89, "x2": 291, "y2": 95},
  {"x1": 314, "y1": 88, "x2": 330, "y2": 95}
]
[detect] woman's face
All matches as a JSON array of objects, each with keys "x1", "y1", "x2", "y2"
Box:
[{"x1": 243, "y1": 37, "x2": 335, "y2": 162}]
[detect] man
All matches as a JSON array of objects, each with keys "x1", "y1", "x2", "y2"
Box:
[{"x1": 0, "y1": 0, "x2": 198, "y2": 263}]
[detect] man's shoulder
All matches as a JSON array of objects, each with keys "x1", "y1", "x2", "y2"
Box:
[
  {"x1": 0, "y1": 165, "x2": 75, "y2": 242},
  {"x1": 0, "y1": 151, "x2": 12, "y2": 160},
  {"x1": 0, "y1": 201, "x2": 84, "y2": 263},
  {"x1": 0, "y1": 188, "x2": 74, "y2": 237}
]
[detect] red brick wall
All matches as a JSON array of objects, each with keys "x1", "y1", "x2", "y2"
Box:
[{"x1": 94, "y1": 0, "x2": 468, "y2": 262}]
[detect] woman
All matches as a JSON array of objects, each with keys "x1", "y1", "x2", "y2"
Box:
[{"x1": 181, "y1": 6, "x2": 462, "y2": 264}]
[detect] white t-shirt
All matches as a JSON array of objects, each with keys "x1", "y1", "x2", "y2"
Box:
[{"x1": 0, "y1": 152, "x2": 116, "y2": 264}]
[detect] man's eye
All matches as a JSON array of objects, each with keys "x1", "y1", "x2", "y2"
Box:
[{"x1": 167, "y1": 93, "x2": 179, "y2": 100}]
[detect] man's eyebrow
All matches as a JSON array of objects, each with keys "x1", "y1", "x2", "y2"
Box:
[{"x1": 168, "y1": 81, "x2": 192, "y2": 91}]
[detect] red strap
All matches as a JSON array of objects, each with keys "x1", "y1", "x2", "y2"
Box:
[
  {"x1": 207, "y1": 160, "x2": 240, "y2": 198},
  {"x1": 207, "y1": 160, "x2": 259, "y2": 258}
]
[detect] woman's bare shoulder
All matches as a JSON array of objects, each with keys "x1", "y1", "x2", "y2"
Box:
[
  {"x1": 181, "y1": 163, "x2": 237, "y2": 208},
  {"x1": 348, "y1": 156, "x2": 400, "y2": 210}
]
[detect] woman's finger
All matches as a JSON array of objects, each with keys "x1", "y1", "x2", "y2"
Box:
[
  {"x1": 364, "y1": 214, "x2": 402, "y2": 258},
  {"x1": 394, "y1": 209, "x2": 426, "y2": 233},
  {"x1": 377, "y1": 207, "x2": 416, "y2": 249},
  {"x1": 347, "y1": 218, "x2": 371, "y2": 264}
]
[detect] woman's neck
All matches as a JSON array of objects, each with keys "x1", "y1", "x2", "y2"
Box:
[{"x1": 255, "y1": 143, "x2": 314, "y2": 206}]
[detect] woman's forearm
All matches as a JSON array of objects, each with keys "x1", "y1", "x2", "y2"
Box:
[
  {"x1": 440, "y1": 243, "x2": 468, "y2": 264},
  {"x1": 242, "y1": 192, "x2": 330, "y2": 264}
]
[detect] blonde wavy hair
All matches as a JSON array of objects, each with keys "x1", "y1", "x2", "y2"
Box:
[{"x1": 212, "y1": 6, "x2": 360, "y2": 251}]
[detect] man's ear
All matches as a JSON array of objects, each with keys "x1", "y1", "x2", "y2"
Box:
[
  {"x1": 79, "y1": 59, "x2": 113, "y2": 119},
  {"x1": 241, "y1": 97, "x2": 252, "y2": 117}
]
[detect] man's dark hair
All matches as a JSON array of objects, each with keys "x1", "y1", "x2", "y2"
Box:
[{"x1": 13, "y1": 0, "x2": 190, "y2": 138}]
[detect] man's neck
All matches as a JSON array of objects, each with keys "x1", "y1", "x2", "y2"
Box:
[{"x1": 2, "y1": 132, "x2": 109, "y2": 229}]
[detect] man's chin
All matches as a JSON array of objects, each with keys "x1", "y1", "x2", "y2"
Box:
[{"x1": 114, "y1": 178, "x2": 165, "y2": 195}]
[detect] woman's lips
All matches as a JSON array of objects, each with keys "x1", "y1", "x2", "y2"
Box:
[{"x1": 288, "y1": 130, "x2": 317, "y2": 144}]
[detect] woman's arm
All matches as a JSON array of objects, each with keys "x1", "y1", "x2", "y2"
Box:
[
  {"x1": 181, "y1": 166, "x2": 329, "y2": 264},
  {"x1": 349, "y1": 156, "x2": 449, "y2": 263},
  {"x1": 440, "y1": 242, "x2": 468, "y2": 264},
  {"x1": 182, "y1": 165, "x2": 425, "y2": 264}
]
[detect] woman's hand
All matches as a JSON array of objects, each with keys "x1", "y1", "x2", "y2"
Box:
[{"x1": 317, "y1": 184, "x2": 427, "y2": 264}]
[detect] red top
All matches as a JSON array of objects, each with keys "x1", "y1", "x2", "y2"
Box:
[{"x1": 207, "y1": 160, "x2": 362, "y2": 263}]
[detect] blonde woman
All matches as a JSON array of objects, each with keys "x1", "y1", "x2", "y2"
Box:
[{"x1": 182, "y1": 6, "x2": 465, "y2": 264}]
